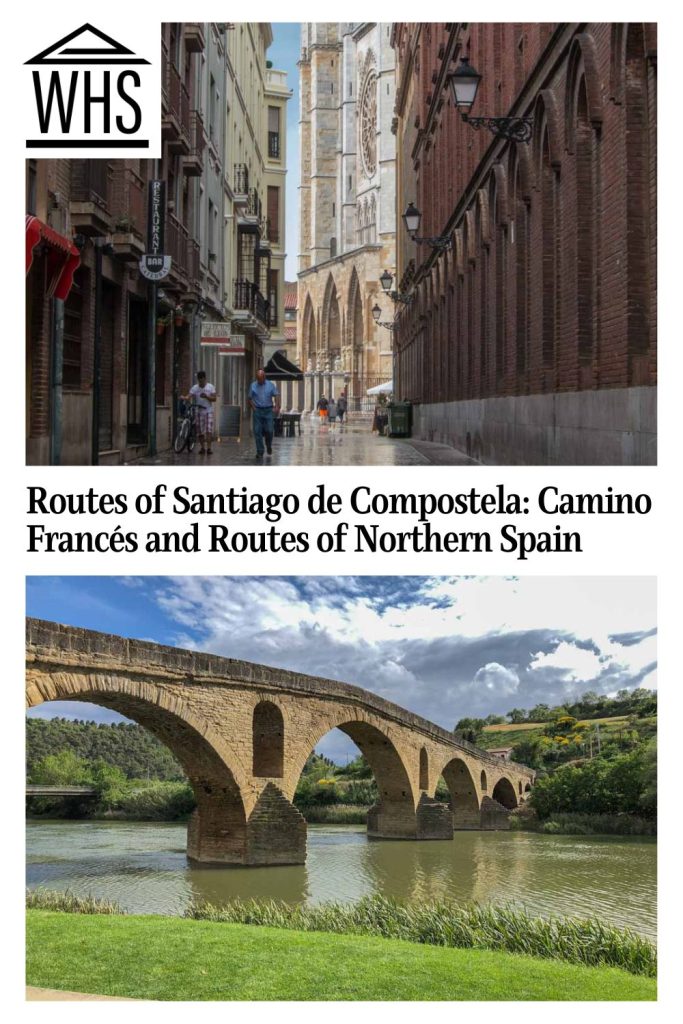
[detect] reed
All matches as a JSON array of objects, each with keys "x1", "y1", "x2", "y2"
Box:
[
  {"x1": 26, "y1": 888, "x2": 123, "y2": 915},
  {"x1": 184, "y1": 894, "x2": 656, "y2": 978}
]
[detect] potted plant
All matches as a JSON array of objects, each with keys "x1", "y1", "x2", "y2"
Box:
[
  {"x1": 156, "y1": 316, "x2": 168, "y2": 336},
  {"x1": 174, "y1": 306, "x2": 185, "y2": 328}
]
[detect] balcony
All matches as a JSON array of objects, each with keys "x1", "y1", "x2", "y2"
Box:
[
  {"x1": 233, "y1": 279, "x2": 270, "y2": 333},
  {"x1": 110, "y1": 167, "x2": 146, "y2": 261},
  {"x1": 233, "y1": 163, "x2": 249, "y2": 203},
  {"x1": 182, "y1": 110, "x2": 206, "y2": 176},
  {"x1": 184, "y1": 23, "x2": 205, "y2": 53},
  {"x1": 237, "y1": 187, "x2": 262, "y2": 228},
  {"x1": 167, "y1": 213, "x2": 189, "y2": 280},
  {"x1": 268, "y1": 131, "x2": 281, "y2": 159},
  {"x1": 70, "y1": 160, "x2": 111, "y2": 235},
  {"x1": 162, "y1": 60, "x2": 191, "y2": 154}
]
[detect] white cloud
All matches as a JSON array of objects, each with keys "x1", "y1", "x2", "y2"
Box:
[{"x1": 470, "y1": 662, "x2": 520, "y2": 696}]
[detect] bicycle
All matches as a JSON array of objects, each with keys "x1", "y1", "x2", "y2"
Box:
[{"x1": 174, "y1": 400, "x2": 198, "y2": 453}]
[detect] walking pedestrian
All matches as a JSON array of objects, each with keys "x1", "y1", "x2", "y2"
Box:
[
  {"x1": 337, "y1": 393, "x2": 347, "y2": 425},
  {"x1": 248, "y1": 368, "x2": 279, "y2": 459},
  {"x1": 316, "y1": 395, "x2": 329, "y2": 425},
  {"x1": 328, "y1": 397, "x2": 338, "y2": 428},
  {"x1": 182, "y1": 370, "x2": 216, "y2": 455}
]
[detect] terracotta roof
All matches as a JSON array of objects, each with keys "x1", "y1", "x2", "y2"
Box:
[
  {"x1": 284, "y1": 291, "x2": 297, "y2": 310},
  {"x1": 284, "y1": 325, "x2": 296, "y2": 341}
]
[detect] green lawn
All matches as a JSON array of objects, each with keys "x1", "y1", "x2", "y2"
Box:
[{"x1": 26, "y1": 911, "x2": 656, "y2": 1001}]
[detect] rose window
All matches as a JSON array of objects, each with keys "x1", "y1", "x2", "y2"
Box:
[{"x1": 360, "y1": 71, "x2": 378, "y2": 178}]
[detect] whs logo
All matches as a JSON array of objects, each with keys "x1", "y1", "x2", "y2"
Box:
[{"x1": 24, "y1": 22, "x2": 159, "y2": 156}]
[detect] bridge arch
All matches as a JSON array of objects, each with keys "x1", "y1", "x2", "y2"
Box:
[
  {"x1": 492, "y1": 776, "x2": 518, "y2": 809},
  {"x1": 439, "y1": 756, "x2": 481, "y2": 829},
  {"x1": 26, "y1": 670, "x2": 252, "y2": 864},
  {"x1": 291, "y1": 712, "x2": 419, "y2": 839}
]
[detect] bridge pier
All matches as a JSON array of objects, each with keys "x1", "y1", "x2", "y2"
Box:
[
  {"x1": 367, "y1": 799, "x2": 420, "y2": 839},
  {"x1": 416, "y1": 794, "x2": 454, "y2": 840},
  {"x1": 187, "y1": 783, "x2": 307, "y2": 866}
]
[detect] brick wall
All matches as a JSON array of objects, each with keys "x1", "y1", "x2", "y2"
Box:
[{"x1": 392, "y1": 23, "x2": 657, "y2": 415}]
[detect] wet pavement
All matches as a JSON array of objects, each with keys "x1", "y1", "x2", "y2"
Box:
[{"x1": 127, "y1": 417, "x2": 476, "y2": 467}]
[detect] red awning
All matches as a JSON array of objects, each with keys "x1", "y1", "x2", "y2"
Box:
[{"x1": 26, "y1": 215, "x2": 81, "y2": 302}]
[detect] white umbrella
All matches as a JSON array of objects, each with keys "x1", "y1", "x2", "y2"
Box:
[{"x1": 366, "y1": 380, "x2": 393, "y2": 395}]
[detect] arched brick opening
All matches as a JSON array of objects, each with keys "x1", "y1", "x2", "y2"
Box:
[
  {"x1": 480, "y1": 769, "x2": 488, "y2": 792},
  {"x1": 624, "y1": 23, "x2": 652, "y2": 384},
  {"x1": 253, "y1": 700, "x2": 284, "y2": 778},
  {"x1": 26, "y1": 680, "x2": 248, "y2": 865},
  {"x1": 575, "y1": 75, "x2": 597, "y2": 382},
  {"x1": 419, "y1": 746, "x2": 429, "y2": 790},
  {"x1": 540, "y1": 126, "x2": 557, "y2": 379},
  {"x1": 440, "y1": 757, "x2": 480, "y2": 829},
  {"x1": 492, "y1": 776, "x2": 518, "y2": 809}
]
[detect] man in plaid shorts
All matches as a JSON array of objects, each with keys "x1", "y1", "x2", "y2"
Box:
[{"x1": 184, "y1": 370, "x2": 216, "y2": 455}]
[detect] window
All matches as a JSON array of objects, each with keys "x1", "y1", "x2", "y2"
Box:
[
  {"x1": 330, "y1": 237, "x2": 337, "y2": 257},
  {"x1": 209, "y1": 74, "x2": 218, "y2": 142},
  {"x1": 208, "y1": 198, "x2": 216, "y2": 258},
  {"x1": 63, "y1": 268, "x2": 85, "y2": 389},
  {"x1": 267, "y1": 186, "x2": 280, "y2": 243},
  {"x1": 268, "y1": 106, "x2": 280, "y2": 158}
]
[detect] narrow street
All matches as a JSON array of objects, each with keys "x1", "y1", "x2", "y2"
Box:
[{"x1": 127, "y1": 417, "x2": 476, "y2": 467}]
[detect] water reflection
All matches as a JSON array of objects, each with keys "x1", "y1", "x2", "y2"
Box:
[{"x1": 26, "y1": 821, "x2": 656, "y2": 940}]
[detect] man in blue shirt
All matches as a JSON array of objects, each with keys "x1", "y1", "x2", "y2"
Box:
[{"x1": 248, "y1": 368, "x2": 279, "y2": 458}]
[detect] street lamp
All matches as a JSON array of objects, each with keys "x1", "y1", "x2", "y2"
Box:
[
  {"x1": 372, "y1": 302, "x2": 398, "y2": 332},
  {"x1": 447, "y1": 57, "x2": 534, "y2": 144},
  {"x1": 401, "y1": 204, "x2": 452, "y2": 252},
  {"x1": 379, "y1": 270, "x2": 413, "y2": 305}
]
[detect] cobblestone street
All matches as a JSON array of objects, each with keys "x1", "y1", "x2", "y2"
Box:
[{"x1": 127, "y1": 417, "x2": 476, "y2": 467}]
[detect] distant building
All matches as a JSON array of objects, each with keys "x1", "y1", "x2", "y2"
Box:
[
  {"x1": 297, "y1": 23, "x2": 396, "y2": 411},
  {"x1": 488, "y1": 748, "x2": 514, "y2": 761}
]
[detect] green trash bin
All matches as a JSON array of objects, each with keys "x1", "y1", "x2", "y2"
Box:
[{"x1": 387, "y1": 401, "x2": 412, "y2": 438}]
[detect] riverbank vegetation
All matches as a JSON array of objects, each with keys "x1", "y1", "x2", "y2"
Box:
[
  {"x1": 26, "y1": 908, "x2": 656, "y2": 1000},
  {"x1": 26, "y1": 888, "x2": 656, "y2": 978}
]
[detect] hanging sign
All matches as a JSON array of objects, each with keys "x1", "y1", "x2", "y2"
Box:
[{"x1": 140, "y1": 179, "x2": 171, "y2": 280}]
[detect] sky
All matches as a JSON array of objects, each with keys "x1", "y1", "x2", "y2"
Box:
[
  {"x1": 268, "y1": 24, "x2": 301, "y2": 282},
  {"x1": 26, "y1": 576, "x2": 657, "y2": 762}
]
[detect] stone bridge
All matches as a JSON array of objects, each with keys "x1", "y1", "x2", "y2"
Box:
[{"x1": 26, "y1": 619, "x2": 535, "y2": 865}]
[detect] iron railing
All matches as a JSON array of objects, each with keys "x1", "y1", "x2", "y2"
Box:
[
  {"x1": 234, "y1": 163, "x2": 249, "y2": 194},
  {"x1": 234, "y1": 279, "x2": 270, "y2": 326},
  {"x1": 268, "y1": 131, "x2": 281, "y2": 159}
]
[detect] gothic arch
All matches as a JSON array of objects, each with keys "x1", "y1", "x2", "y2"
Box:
[
  {"x1": 302, "y1": 293, "x2": 316, "y2": 367},
  {"x1": 321, "y1": 273, "x2": 341, "y2": 361}
]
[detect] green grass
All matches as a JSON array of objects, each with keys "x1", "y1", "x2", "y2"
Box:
[{"x1": 26, "y1": 910, "x2": 656, "y2": 1001}]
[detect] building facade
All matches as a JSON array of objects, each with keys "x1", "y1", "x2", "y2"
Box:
[
  {"x1": 26, "y1": 22, "x2": 290, "y2": 463},
  {"x1": 391, "y1": 23, "x2": 657, "y2": 464},
  {"x1": 297, "y1": 23, "x2": 396, "y2": 410}
]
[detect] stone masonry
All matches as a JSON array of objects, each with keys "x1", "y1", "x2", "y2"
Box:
[{"x1": 26, "y1": 619, "x2": 535, "y2": 865}]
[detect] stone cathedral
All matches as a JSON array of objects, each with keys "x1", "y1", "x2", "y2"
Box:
[{"x1": 297, "y1": 23, "x2": 396, "y2": 411}]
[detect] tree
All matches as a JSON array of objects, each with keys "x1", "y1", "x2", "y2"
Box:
[
  {"x1": 507, "y1": 708, "x2": 526, "y2": 724},
  {"x1": 30, "y1": 750, "x2": 90, "y2": 786}
]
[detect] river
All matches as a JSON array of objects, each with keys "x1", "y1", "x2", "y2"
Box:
[{"x1": 26, "y1": 821, "x2": 656, "y2": 940}]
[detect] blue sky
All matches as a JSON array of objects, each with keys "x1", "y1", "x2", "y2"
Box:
[
  {"x1": 26, "y1": 576, "x2": 657, "y2": 762},
  {"x1": 269, "y1": 24, "x2": 301, "y2": 281}
]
